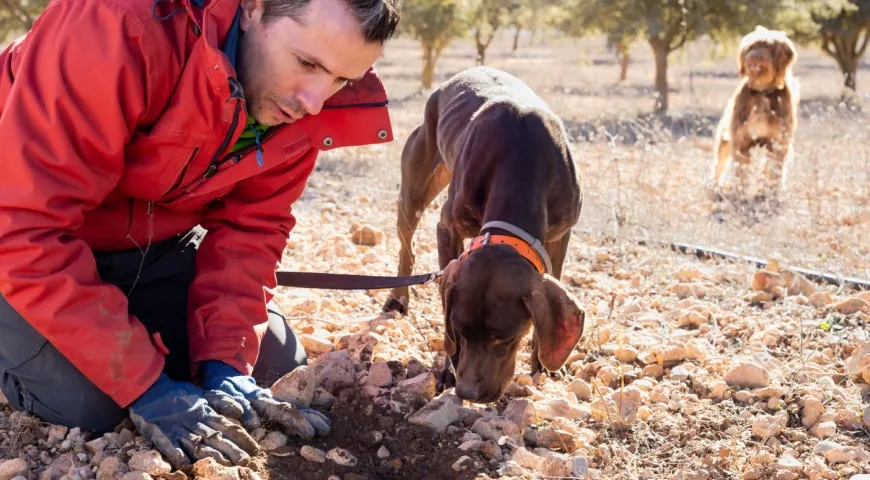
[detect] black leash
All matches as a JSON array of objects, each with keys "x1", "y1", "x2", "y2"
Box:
[{"x1": 274, "y1": 270, "x2": 441, "y2": 290}]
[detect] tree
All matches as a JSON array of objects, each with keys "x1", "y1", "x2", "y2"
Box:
[
  {"x1": 0, "y1": 0, "x2": 48, "y2": 40},
  {"x1": 401, "y1": 0, "x2": 468, "y2": 88},
  {"x1": 469, "y1": 0, "x2": 514, "y2": 65},
  {"x1": 785, "y1": 0, "x2": 870, "y2": 92},
  {"x1": 564, "y1": 0, "x2": 788, "y2": 114}
]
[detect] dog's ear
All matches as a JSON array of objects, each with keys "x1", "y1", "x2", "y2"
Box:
[
  {"x1": 524, "y1": 275, "x2": 585, "y2": 372},
  {"x1": 438, "y1": 259, "x2": 461, "y2": 356},
  {"x1": 772, "y1": 38, "x2": 796, "y2": 73}
]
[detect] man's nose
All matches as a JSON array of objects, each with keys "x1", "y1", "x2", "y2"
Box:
[{"x1": 298, "y1": 81, "x2": 332, "y2": 116}]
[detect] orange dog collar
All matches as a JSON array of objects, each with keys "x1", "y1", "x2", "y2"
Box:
[{"x1": 459, "y1": 232, "x2": 547, "y2": 274}]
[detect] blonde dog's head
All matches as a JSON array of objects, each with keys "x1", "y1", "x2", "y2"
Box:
[{"x1": 738, "y1": 26, "x2": 797, "y2": 91}]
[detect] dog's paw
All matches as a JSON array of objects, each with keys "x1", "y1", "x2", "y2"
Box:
[{"x1": 381, "y1": 296, "x2": 408, "y2": 316}]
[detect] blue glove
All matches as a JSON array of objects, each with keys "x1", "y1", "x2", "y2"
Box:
[
  {"x1": 128, "y1": 373, "x2": 260, "y2": 469},
  {"x1": 201, "y1": 360, "x2": 330, "y2": 439}
]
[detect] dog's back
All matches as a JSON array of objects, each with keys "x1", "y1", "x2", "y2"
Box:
[{"x1": 428, "y1": 66, "x2": 568, "y2": 170}]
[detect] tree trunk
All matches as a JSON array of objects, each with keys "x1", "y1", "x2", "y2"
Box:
[
  {"x1": 512, "y1": 26, "x2": 521, "y2": 52},
  {"x1": 843, "y1": 61, "x2": 858, "y2": 91},
  {"x1": 617, "y1": 41, "x2": 630, "y2": 82},
  {"x1": 422, "y1": 42, "x2": 436, "y2": 89},
  {"x1": 649, "y1": 38, "x2": 669, "y2": 114},
  {"x1": 475, "y1": 30, "x2": 487, "y2": 65},
  {"x1": 529, "y1": 28, "x2": 537, "y2": 46}
]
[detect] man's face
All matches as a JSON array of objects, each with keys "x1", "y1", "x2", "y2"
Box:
[{"x1": 238, "y1": 0, "x2": 384, "y2": 126}]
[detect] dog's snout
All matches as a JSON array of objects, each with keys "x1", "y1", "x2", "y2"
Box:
[{"x1": 454, "y1": 381, "x2": 480, "y2": 401}]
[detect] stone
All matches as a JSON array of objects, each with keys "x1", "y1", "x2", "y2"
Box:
[
  {"x1": 451, "y1": 456, "x2": 474, "y2": 472},
  {"x1": 127, "y1": 451, "x2": 171, "y2": 477},
  {"x1": 458, "y1": 440, "x2": 502, "y2": 460},
  {"x1": 271, "y1": 367, "x2": 317, "y2": 409},
  {"x1": 678, "y1": 311, "x2": 706, "y2": 328},
  {"x1": 471, "y1": 417, "x2": 523, "y2": 445},
  {"x1": 367, "y1": 362, "x2": 393, "y2": 387},
  {"x1": 535, "y1": 398, "x2": 589, "y2": 421},
  {"x1": 311, "y1": 388, "x2": 336, "y2": 409},
  {"x1": 809, "y1": 292, "x2": 833, "y2": 308},
  {"x1": 734, "y1": 390, "x2": 753, "y2": 403},
  {"x1": 811, "y1": 421, "x2": 836, "y2": 439},
  {"x1": 864, "y1": 405, "x2": 870, "y2": 428},
  {"x1": 669, "y1": 365, "x2": 691, "y2": 382},
  {"x1": 96, "y1": 457, "x2": 128, "y2": 480},
  {"x1": 310, "y1": 350, "x2": 356, "y2": 394},
  {"x1": 516, "y1": 374, "x2": 534, "y2": 386},
  {"x1": 376, "y1": 446, "x2": 390, "y2": 459},
  {"x1": 397, "y1": 373, "x2": 437, "y2": 400},
  {"x1": 542, "y1": 453, "x2": 573, "y2": 477},
  {"x1": 614, "y1": 346, "x2": 639, "y2": 363},
  {"x1": 724, "y1": 362, "x2": 771, "y2": 389},
  {"x1": 752, "y1": 413, "x2": 787, "y2": 438},
  {"x1": 85, "y1": 438, "x2": 108, "y2": 455},
  {"x1": 572, "y1": 456, "x2": 589, "y2": 477},
  {"x1": 350, "y1": 224, "x2": 383, "y2": 246},
  {"x1": 300, "y1": 335, "x2": 334, "y2": 354},
  {"x1": 190, "y1": 458, "x2": 244, "y2": 480},
  {"x1": 119, "y1": 474, "x2": 151, "y2": 480},
  {"x1": 510, "y1": 448, "x2": 544, "y2": 471},
  {"x1": 326, "y1": 448, "x2": 358, "y2": 467},
  {"x1": 801, "y1": 399, "x2": 826, "y2": 428},
  {"x1": 503, "y1": 399, "x2": 536, "y2": 428},
  {"x1": 407, "y1": 392, "x2": 460, "y2": 433},
  {"x1": 535, "y1": 428, "x2": 580, "y2": 453},
  {"x1": 0, "y1": 459, "x2": 29, "y2": 480},
  {"x1": 568, "y1": 379, "x2": 592, "y2": 401},
  {"x1": 825, "y1": 446, "x2": 856, "y2": 464},
  {"x1": 47, "y1": 425, "x2": 69, "y2": 446},
  {"x1": 776, "y1": 455, "x2": 803, "y2": 471},
  {"x1": 300, "y1": 446, "x2": 327, "y2": 463},
  {"x1": 259, "y1": 431, "x2": 288, "y2": 451}
]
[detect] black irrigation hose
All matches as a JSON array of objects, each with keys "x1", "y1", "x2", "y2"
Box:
[{"x1": 669, "y1": 242, "x2": 870, "y2": 292}]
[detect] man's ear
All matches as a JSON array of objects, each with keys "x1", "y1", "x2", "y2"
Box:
[
  {"x1": 438, "y1": 260, "x2": 461, "y2": 356},
  {"x1": 524, "y1": 274, "x2": 585, "y2": 372},
  {"x1": 239, "y1": 0, "x2": 264, "y2": 31}
]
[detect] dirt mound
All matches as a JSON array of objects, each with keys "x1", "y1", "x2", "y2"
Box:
[{"x1": 262, "y1": 391, "x2": 496, "y2": 480}]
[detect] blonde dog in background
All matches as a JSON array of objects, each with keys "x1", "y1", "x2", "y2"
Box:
[{"x1": 711, "y1": 26, "x2": 800, "y2": 195}]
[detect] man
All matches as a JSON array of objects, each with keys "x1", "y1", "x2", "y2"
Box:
[{"x1": 0, "y1": 0, "x2": 399, "y2": 469}]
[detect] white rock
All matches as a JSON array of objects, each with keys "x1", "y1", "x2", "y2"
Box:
[
  {"x1": 724, "y1": 362, "x2": 771, "y2": 389},
  {"x1": 96, "y1": 457, "x2": 128, "y2": 480},
  {"x1": 309, "y1": 350, "x2": 356, "y2": 394},
  {"x1": 127, "y1": 451, "x2": 170, "y2": 477},
  {"x1": 259, "y1": 431, "x2": 288, "y2": 451},
  {"x1": 503, "y1": 399, "x2": 536, "y2": 428},
  {"x1": 300, "y1": 446, "x2": 327, "y2": 463},
  {"x1": 398, "y1": 372, "x2": 437, "y2": 400},
  {"x1": 669, "y1": 365, "x2": 691, "y2": 382},
  {"x1": 85, "y1": 438, "x2": 108, "y2": 455},
  {"x1": 572, "y1": 456, "x2": 589, "y2": 477},
  {"x1": 811, "y1": 421, "x2": 836, "y2": 439},
  {"x1": 271, "y1": 366, "x2": 316, "y2": 408},
  {"x1": 801, "y1": 398, "x2": 826, "y2": 428},
  {"x1": 614, "y1": 346, "x2": 639, "y2": 363},
  {"x1": 119, "y1": 473, "x2": 151, "y2": 480},
  {"x1": 752, "y1": 413, "x2": 787, "y2": 438},
  {"x1": 568, "y1": 379, "x2": 592, "y2": 401},
  {"x1": 47, "y1": 425, "x2": 69, "y2": 446},
  {"x1": 535, "y1": 398, "x2": 589, "y2": 421},
  {"x1": 776, "y1": 455, "x2": 803, "y2": 471},
  {"x1": 812, "y1": 440, "x2": 841, "y2": 456},
  {"x1": 367, "y1": 362, "x2": 393, "y2": 387},
  {"x1": 451, "y1": 456, "x2": 473, "y2": 472},
  {"x1": 190, "y1": 458, "x2": 244, "y2": 480},
  {"x1": 300, "y1": 334, "x2": 334, "y2": 354},
  {"x1": 825, "y1": 446, "x2": 856, "y2": 464},
  {"x1": 734, "y1": 390, "x2": 753, "y2": 403},
  {"x1": 864, "y1": 405, "x2": 870, "y2": 428},
  {"x1": 0, "y1": 459, "x2": 29, "y2": 480},
  {"x1": 458, "y1": 440, "x2": 502, "y2": 460},
  {"x1": 509, "y1": 448, "x2": 544, "y2": 471},
  {"x1": 326, "y1": 448, "x2": 358, "y2": 467},
  {"x1": 376, "y1": 446, "x2": 390, "y2": 459},
  {"x1": 407, "y1": 393, "x2": 460, "y2": 433},
  {"x1": 471, "y1": 417, "x2": 523, "y2": 445},
  {"x1": 542, "y1": 452, "x2": 572, "y2": 477}
]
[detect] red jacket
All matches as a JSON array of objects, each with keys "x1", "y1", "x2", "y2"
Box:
[{"x1": 0, "y1": 0, "x2": 392, "y2": 407}]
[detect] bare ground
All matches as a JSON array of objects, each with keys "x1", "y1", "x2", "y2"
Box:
[{"x1": 1, "y1": 33, "x2": 869, "y2": 480}]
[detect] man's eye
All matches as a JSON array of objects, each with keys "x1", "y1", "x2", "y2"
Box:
[{"x1": 298, "y1": 57, "x2": 315, "y2": 69}]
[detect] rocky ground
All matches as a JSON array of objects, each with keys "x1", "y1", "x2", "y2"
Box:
[{"x1": 2, "y1": 34, "x2": 870, "y2": 480}]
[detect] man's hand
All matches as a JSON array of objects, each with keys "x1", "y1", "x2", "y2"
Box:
[
  {"x1": 128, "y1": 373, "x2": 261, "y2": 469},
  {"x1": 201, "y1": 361, "x2": 331, "y2": 439}
]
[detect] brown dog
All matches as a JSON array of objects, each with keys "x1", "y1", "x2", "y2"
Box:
[
  {"x1": 382, "y1": 66, "x2": 585, "y2": 403},
  {"x1": 711, "y1": 26, "x2": 799, "y2": 193}
]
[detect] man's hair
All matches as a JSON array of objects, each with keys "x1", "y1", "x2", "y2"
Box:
[{"x1": 261, "y1": 0, "x2": 400, "y2": 44}]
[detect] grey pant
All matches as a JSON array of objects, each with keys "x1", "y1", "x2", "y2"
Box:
[{"x1": 0, "y1": 228, "x2": 306, "y2": 434}]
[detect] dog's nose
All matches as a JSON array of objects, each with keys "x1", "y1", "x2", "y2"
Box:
[{"x1": 454, "y1": 382, "x2": 480, "y2": 401}]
